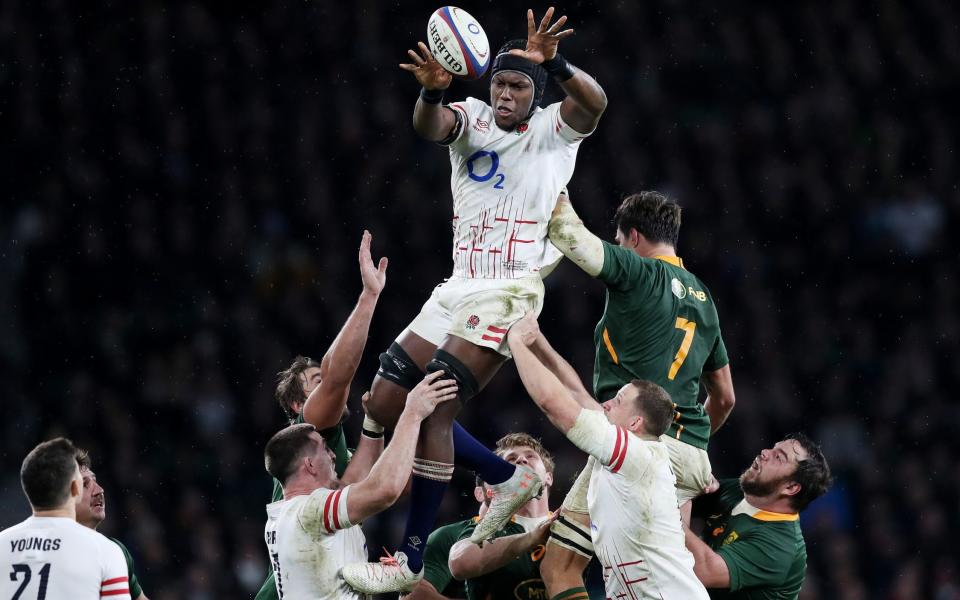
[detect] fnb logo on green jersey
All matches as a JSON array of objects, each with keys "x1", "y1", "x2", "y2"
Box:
[{"x1": 671, "y1": 277, "x2": 707, "y2": 301}]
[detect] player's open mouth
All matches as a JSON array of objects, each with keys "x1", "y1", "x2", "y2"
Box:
[
  {"x1": 496, "y1": 106, "x2": 512, "y2": 116},
  {"x1": 751, "y1": 458, "x2": 760, "y2": 471}
]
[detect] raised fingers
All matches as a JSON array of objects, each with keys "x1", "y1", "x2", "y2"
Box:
[
  {"x1": 538, "y1": 7, "x2": 555, "y2": 33},
  {"x1": 417, "y1": 41, "x2": 434, "y2": 63},
  {"x1": 546, "y1": 14, "x2": 567, "y2": 34},
  {"x1": 407, "y1": 48, "x2": 426, "y2": 65}
]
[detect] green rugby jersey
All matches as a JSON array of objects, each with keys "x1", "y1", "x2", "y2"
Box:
[
  {"x1": 109, "y1": 538, "x2": 143, "y2": 598},
  {"x1": 422, "y1": 519, "x2": 470, "y2": 598},
  {"x1": 695, "y1": 479, "x2": 807, "y2": 600},
  {"x1": 458, "y1": 517, "x2": 547, "y2": 600},
  {"x1": 256, "y1": 416, "x2": 353, "y2": 600},
  {"x1": 594, "y1": 242, "x2": 729, "y2": 450}
]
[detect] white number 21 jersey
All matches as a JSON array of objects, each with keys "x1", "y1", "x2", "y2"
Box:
[
  {"x1": 446, "y1": 98, "x2": 591, "y2": 279},
  {"x1": 1, "y1": 516, "x2": 130, "y2": 600}
]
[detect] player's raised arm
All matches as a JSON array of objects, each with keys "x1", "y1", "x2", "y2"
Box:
[
  {"x1": 302, "y1": 230, "x2": 387, "y2": 430},
  {"x1": 448, "y1": 513, "x2": 555, "y2": 580},
  {"x1": 512, "y1": 313, "x2": 597, "y2": 410},
  {"x1": 400, "y1": 41, "x2": 460, "y2": 142},
  {"x1": 345, "y1": 372, "x2": 458, "y2": 523},
  {"x1": 509, "y1": 8, "x2": 607, "y2": 134},
  {"x1": 547, "y1": 192, "x2": 605, "y2": 276},
  {"x1": 339, "y1": 393, "x2": 386, "y2": 485},
  {"x1": 703, "y1": 364, "x2": 736, "y2": 434},
  {"x1": 507, "y1": 314, "x2": 593, "y2": 433}
]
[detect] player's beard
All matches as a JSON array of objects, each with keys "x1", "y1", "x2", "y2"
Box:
[{"x1": 739, "y1": 471, "x2": 791, "y2": 498}]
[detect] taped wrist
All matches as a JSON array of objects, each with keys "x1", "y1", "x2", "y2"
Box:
[
  {"x1": 420, "y1": 87, "x2": 445, "y2": 104},
  {"x1": 362, "y1": 414, "x2": 384, "y2": 438},
  {"x1": 541, "y1": 54, "x2": 575, "y2": 82}
]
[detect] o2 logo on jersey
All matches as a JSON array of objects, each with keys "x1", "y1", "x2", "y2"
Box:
[{"x1": 466, "y1": 150, "x2": 505, "y2": 189}]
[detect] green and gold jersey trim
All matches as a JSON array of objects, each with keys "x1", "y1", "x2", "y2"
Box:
[
  {"x1": 652, "y1": 254, "x2": 685, "y2": 269},
  {"x1": 731, "y1": 499, "x2": 799, "y2": 522}
]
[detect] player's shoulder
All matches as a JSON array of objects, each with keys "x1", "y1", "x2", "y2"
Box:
[
  {"x1": 449, "y1": 96, "x2": 491, "y2": 116},
  {"x1": 108, "y1": 536, "x2": 132, "y2": 557},
  {"x1": 0, "y1": 517, "x2": 33, "y2": 538}
]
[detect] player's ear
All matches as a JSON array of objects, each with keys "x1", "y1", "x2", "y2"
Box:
[
  {"x1": 629, "y1": 228, "x2": 644, "y2": 249},
  {"x1": 627, "y1": 414, "x2": 644, "y2": 434},
  {"x1": 473, "y1": 486, "x2": 486, "y2": 503},
  {"x1": 543, "y1": 471, "x2": 554, "y2": 488},
  {"x1": 782, "y1": 479, "x2": 802, "y2": 499}
]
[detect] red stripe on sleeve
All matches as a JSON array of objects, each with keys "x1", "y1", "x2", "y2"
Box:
[
  {"x1": 481, "y1": 334, "x2": 502, "y2": 343},
  {"x1": 322, "y1": 491, "x2": 336, "y2": 533},
  {"x1": 101, "y1": 590, "x2": 130, "y2": 597},
  {"x1": 486, "y1": 325, "x2": 508, "y2": 334},
  {"x1": 609, "y1": 426, "x2": 623, "y2": 466},
  {"x1": 101, "y1": 577, "x2": 128, "y2": 586},
  {"x1": 331, "y1": 489, "x2": 344, "y2": 530},
  {"x1": 610, "y1": 428, "x2": 628, "y2": 474}
]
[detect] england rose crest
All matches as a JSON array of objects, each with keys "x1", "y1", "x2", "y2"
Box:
[{"x1": 466, "y1": 315, "x2": 480, "y2": 330}]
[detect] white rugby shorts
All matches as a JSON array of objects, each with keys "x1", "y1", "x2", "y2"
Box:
[{"x1": 405, "y1": 275, "x2": 545, "y2": 357}]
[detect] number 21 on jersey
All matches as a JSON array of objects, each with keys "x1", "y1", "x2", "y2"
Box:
[{"x1": 668, "y1": 317, "x2": 696, "y2": 380}]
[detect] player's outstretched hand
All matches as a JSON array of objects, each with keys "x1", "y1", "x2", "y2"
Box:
[
  {"x1": 399, "y1": 41, "x2": 453, "y2": 91},
  {"x1": 406, "y1": 371, "x2": 458, "y2": 420},
  {"x1": 508, "y1": 311, "x2": 541, "y2": 348},
  {"x1": 526, "y1": 511, "x2": 559, "y2": 547},
  {"x1": 359, "y1": 230, "x2": 388, "y2": 296},
  {"x1": 509, "y1": 7, "x2": 575, "y2": 64}
]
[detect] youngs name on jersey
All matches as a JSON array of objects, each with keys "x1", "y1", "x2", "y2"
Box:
[{"x1": 9, "y1": 537, "x2": 62, "y2": 552}]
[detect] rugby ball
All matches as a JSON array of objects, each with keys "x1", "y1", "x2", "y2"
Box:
[{"x1": 427, "y1": 7, "x2": 490, "y2": 80}]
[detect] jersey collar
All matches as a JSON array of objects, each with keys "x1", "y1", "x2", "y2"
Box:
[
  {"x1": 653, "y1": 255, "x2": 685, "y2": 269},
  {"x1": 731, "y1": 498, "x2": 799, "y2": 522}
]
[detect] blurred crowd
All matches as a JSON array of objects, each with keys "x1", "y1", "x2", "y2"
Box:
[{"x1": 1, "y1": 1, "x2": 956, "y2": 598}]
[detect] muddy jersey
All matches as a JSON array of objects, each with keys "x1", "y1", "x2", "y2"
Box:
[
  {"x1": 445, "y1": 98, "x2": 590, "y2": 279},
  {"x1": 264, "y1": 487, "x2": 367, "y2": 600}
]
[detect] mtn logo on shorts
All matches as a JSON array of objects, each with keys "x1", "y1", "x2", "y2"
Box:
[
  {"x1": 722, "y1": 531, "x2": 739, "y2": 546},
  {"x1": 671, "y1": 278, "x2": 687, "y2": 299},
  {"x1": 466, "y1": 315, "x2": 480, "y2": 330}
]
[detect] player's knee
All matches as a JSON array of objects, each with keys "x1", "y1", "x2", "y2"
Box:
[
  {"x1": 425, "y1": 349, "x2": 480, "y2": 403},
  {"x1": 378, "y1": 342, "x2": 426, "y2": 390},
  {"x1": 369, "y1": 343, "x2": 425, "y2": 428}
]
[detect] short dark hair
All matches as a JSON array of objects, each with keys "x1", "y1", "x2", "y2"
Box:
[
  {"x1": 784, "y1": 432, "x2": 833, "y2": 511},
  {"x1": 275, "y1": 356, "x2": 321, "y2": 421},
  {"x1": 265, "y1": 423, "x2": 319, "y2": 485},
  {"x1": 614, "y1": 191, "x2": 682, "y2": 248},
  {"x1": 630, "y1": 379, "x2": 675, "y2": 437},
  {"x1": 75, "y1": 447, "x2": 92, "y2": 471},
  {"x1": 21, "y1": 438, "x2": 80, "y2": 510}
]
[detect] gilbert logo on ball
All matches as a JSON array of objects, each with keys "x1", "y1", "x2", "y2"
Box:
[{"x1": 427, "y1": 6, "x2": 490, "y2": 80}]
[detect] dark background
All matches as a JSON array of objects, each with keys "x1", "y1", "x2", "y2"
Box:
[{"x1": 1, "y1": 1, "x2": 956, "y2": 598}]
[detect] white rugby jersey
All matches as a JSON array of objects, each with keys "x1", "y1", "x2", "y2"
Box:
[
  {"x1": 0, "y1": 516, "x2": 130, "y2": 600},
  {"x1": 568, "y1": 410, "x2": 709, "y2": 600},
  {"x1": 445, "y1": 98, "x2": 589, "y2": 279},
  {"x1": 265, "y1": 486, "x2": 368, "y2": 600}
]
